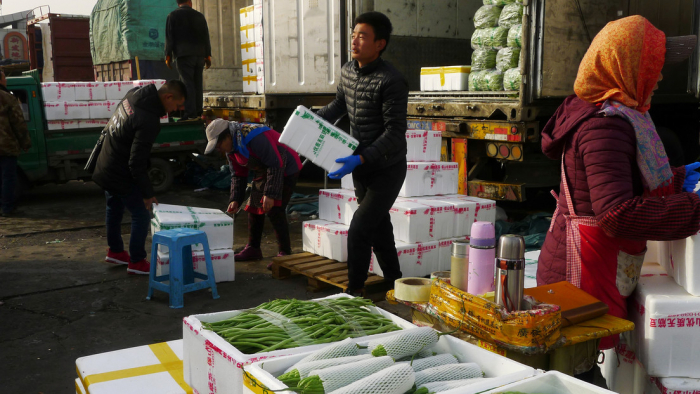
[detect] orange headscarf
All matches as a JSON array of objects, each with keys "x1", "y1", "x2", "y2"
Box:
[{"x1": 574, "y1": 16, "x2": 665, "y2": 113}]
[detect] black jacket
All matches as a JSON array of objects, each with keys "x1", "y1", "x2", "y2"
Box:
[
  {"x1": 92, "y1": 85, "x2": 167, "y2": 198},
  {"x1": 165, "y1": 5, "x2": 211, "y2": 59},
  {"x1": 317, "y1": 58, "x2": 408, "y2": 169}
]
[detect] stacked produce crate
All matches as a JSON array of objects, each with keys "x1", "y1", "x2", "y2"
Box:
[
  {"x1": 41, "y1": 80, "x2": 167, "y2": 129},
  {"x1": 599, "y1": 238, "x2": 700, "y2": 394},
  {"x1": 300, "y1": 120, "x2": 496, "y2": 278},
  {"x1": 240, "y1": 1, "x2": 264, "y2": 94},
  {"x1": 469, "y1": 1, "x2": 523, "y2": 92},
  {"x1": 151, "y1": 203, "x2": 235, "y2": 282}
]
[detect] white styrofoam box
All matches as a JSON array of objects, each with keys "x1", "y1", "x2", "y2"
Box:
[
  {"x1": 400, "y1": 162, "x2": 432, "y2": 197},
  {"x1": 244, "y1": 333, "x2": 535, "y2": 394},
  {"x1": 104, "y1": 81, "x2": 134, "y2": 100},
  {"x1": 241, "y1": 41, "x2": 256, "y2": 62},
  {"x1": 481, "y1": 370, "x2": 615, "y2": 394},
  {"x1": 156, "y1": 249, "x2": 235, "y2": 283},
  {"x1": 75, "y1": 377, "x2": 85, "y2": 394},
  {"x1": 133, "y1": 79, "x2": 166, "y2": 89},
  {"x1": 400, "y1": 197, "x2": 455, "y2": 240},
  {"x1": 341, "y1": 174, "x2": 355, "y2": 190},
  {"x1": 599, "y1": 330, "x2": 648, "y2": 394},
  {"x1": 336, "y1": 189, "x2": 358, "y2": 226},
  {"x1": 254, "y1": 23, "x2": 263, "y2": 42},
  {"x1": 255, "y1": 40, "x2": 264, "y2": 94},
  {"x1": 451, "y1": 195, "x2": 497, "y2": 223},
  {"x1": 280, "y1": 106, "x2": 359, "y2": 173},
  {"x1": 524, "y1": 250, "x2": 540, "y2": 289},
  {"x1": 254, "y1": 40, "x2": 264, "y2": 60},
  {"x1": 389, "y1": 201, "x2": 431, "y2": 243},
  {"x1": 240, "y1": 5, "x2": 254, "y2": 26},
  {"x1": 320, "y1": 223, "x2": 349, "y2": 262},
  {"x1": 89, "y1": 101, "x2": 120, "y2": 119},
  {"x1": 74, "y1": 82, "x2": 106, "y2": 101},
  {"x1": 161, "y1": 115, "x2": 169, "y2": 124},
  {"x1": 420, "y1": 66, "x2": 471, "y2": 92},
  {"x1": 438, "y1": 162, "x2": 459, "y2": 195},
  {"x1": 369, "y1": 240, "x2": 439, "y2": 278},
  {"x1": 44, "y1": 101, "x2": 90, "y2": 120},
  {"x1": 76, "y1": 340, "x2": 189, "y2": 394},
  {"x1": 660, "y1": 232, "x2": 700, "y2": 296},
  {"x1": 243, "y1": 75, "x2": 257, "y2": 93},
  {"x1": 41, "y1": 82, "x2": 75, "y2": 101},
  {"x1": 183, "y1": 294, "x2": 417, "y2": 394},
  {"x1": 644, "y1": 240, "x2": 661, "y2": 263},
  {"x1": 437, "y1": 238, "x2": 456, "y2": 272},
  {"x1": 632, "y1": 263, "x2": 700, "y2": 379},
  {"x1": 47, "y1": 120, "x2": 80, "y2": 130},
  {"x1": 253, "y1": 1, "x2": 263, "y2": 24},
  {"x1": 80, "y1": 119, "x2": 110, "y2": 129},
  {"x1": 425, "y1": 196, "x2": 477, "y2": 236},
  {"x1": 151, "y1": 204, "x2": 234, "y2": 253},
  {"x1": 242, "y1": 61, "x2": 257, "y2": 78},
  {"x1": 302, "y1": 219, "x2": 333, "y2": 254},
  {"x1": 650, "y1": 376, "x2": 700, "y2": 394},
  {"x1": 318, "y1": 189, "x2": 358, "y2": 226},
  {"x1": 406, "y1": 129, "x2": 442, "y2": 162}
]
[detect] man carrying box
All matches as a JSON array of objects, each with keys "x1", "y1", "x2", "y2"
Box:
[
  {"x1": 317, "y1": 11, "x2": 408, "y2": 295},
  {"x1": 92, "y1": 81, "x2": 186, "y2": 274}
]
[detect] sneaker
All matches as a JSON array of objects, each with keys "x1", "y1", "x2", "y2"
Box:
[
  {"x1": 127, "y1": 259, "x2": 151, "y2": 275},
  {"x1": 105, "y1": 249, "x2": 130, "y2": 265},
  {"x1": 267, "y1": 252, "x2": 288, "y2": 270},
  {"x1": 235, "y1": 245, "x2": 263, "y2": 261}
]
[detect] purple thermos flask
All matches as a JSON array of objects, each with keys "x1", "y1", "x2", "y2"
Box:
[{"x1": 468, "y1": 221, "x2": 496, "y2": 296}]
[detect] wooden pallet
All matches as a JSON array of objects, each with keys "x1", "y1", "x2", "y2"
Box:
[{"x1": 271, "y1": 252, "x2": 387, "y2": 296}]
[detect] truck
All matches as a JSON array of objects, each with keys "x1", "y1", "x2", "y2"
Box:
[
  {"x1": 198, "y1": 0, "x2": 700, "y2": 203},
  {"x1": 11, "y1": 71, "x2": 207, "y2": 194}
]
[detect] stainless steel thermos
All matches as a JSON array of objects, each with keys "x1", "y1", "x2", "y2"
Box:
[{"x1": 494, "y1": 234, "x2": 525, "y2": 312}]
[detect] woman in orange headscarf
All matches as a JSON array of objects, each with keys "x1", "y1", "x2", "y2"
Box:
[{"x1": 538, "y1": 15, "x2": 700, "y2": 357}]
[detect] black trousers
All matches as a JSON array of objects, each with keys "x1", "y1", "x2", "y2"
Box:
[
  {"x1": 248, "y1": 173, "x2": 298, "y2": 254},
  {"x1": 175, "y1": 56, "x2": 204, "y2": 119},
  {"x1": 347, "y1": 159, "x2": 406, "y2": 290}
]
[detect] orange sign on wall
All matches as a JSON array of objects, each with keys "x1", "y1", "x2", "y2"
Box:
[{"x1": 4, "y1": 32, "x2": 28, "y2": 61}]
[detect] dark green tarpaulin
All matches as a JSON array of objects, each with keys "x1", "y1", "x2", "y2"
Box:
[{"x1": 90, "y1": 0, "x2": 178, "y2": 64}]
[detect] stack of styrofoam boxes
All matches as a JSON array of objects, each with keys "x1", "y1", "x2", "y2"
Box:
[
  {"x1": 240, "y1": 5, "x2": 257, "y2": 93},
  {"x1": 254, "y1": 0, "x2": 264, "y2": 94},
  {"x1": 42, "y1": 80, "x2": 167, "y2": 130},
  {"x1": 420, "y1": 66, "x2": 471, "y2": 91},
  {"x1": 151, "y1": 204, "x2": 235, "y2": 283}
]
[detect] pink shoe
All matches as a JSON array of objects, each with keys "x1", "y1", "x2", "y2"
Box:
[
  {"x1": 267, "y1": 252, "x2": 288, "y2": 270},
  {"x1": 235, "y1": 245, "x2": 263, "y2": 261},
  {"x1": 127, "y1": 259, "x2": 151, "y2": 275},
  {"x1": 105, "y1": 249, "x2": 130, "y2": 265}
]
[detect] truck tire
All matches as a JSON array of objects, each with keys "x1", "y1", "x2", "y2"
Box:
[{"x1": 148, "y1": 158, "x2": 174, "y2": 194}]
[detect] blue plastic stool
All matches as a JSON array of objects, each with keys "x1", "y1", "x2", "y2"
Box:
[{"x1": 147, "y1": 228, "x2": 220, "y2": 308}]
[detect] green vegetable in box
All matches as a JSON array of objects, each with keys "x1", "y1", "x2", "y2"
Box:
[
  {"x1": 471, "y1": 48, "x2": 498, "y2": 71},
  {"x1": 499, "y1": 3, "x2": 523, "y2": 28},
  {"x1": 483, "y1": 70, "x2": 504, "y2": 91},
  {"x1": 507, "y1": 24, "x2": 522, "y2": 47},
  {"x1": 471, "y1": 26, "x2": 509, "y2": 49},
  {"x1": 201, "y1": 297, "x2": 402, "y2": 354},
  {"x1": 504, "y1": 68, "x2": 521, "y2": 91},
  {"x1": 474, "y1": 5, "x2": 503, "y2": 29},
  {"x1": 496, "y1": 47, "x2": 521, "y2": 71}
]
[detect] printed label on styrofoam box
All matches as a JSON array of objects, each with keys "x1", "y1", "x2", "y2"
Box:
[{"x1": 74, "y1": 82, "x2": 106, "y2": 101}]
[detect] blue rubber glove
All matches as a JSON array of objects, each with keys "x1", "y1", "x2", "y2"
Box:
[
  {"x1": 683, "y1": 162, "x2": 700, "y2": 192},
  {"x1": 328, "y1": 155, "x2": 363, "y2": 179}
]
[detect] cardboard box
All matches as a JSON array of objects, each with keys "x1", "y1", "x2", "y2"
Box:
[
  {"x1": 44, "y1": 101, "x2": 90, "y2": 120},
  {"x1": 41, "y1": 82, "x2": 76, "y2": 101},
  {"x1": 632, "y1": 263, "x2": 700, "y2": 378},
  {"x1": 183, "y1": 294, "x2": 417, "y2": 394},
  {"x1": 75, "y1": 82, "x2": 106, "y2": 101},
  {"x1": 151, "y1": 204, "x2": 233, "y2": 253},
  {"x1": 47, "y1": 120, "x2": 80, "y2": 130},
  {"x1": 89, "y1": 100, "x2": 120, "y2": 119},
  {"x1": 80, "y1": 119, "x2": 110, "y2": 129},
  {"x1": 481, "y1": 370, "x2": 615, "y2": 394},
  {"x1": 369, "y1": 240, "x2": 439, "y2": 277},
  {"x1": 406, "y1": 130, "x2": 442, "y2": 162},
  {"x1": 279, "y1": 106, "x2": 359, "y2": 173},
  {"x1": 156, "y1": 249, "x2": 235, "y2": 283},
  {"x1": 244, "y1": 332, "x2": 535, "y2": 394},
  {"x1": 76, "y1": 340, "x2": 191, "y2": 394},
  {"x1": 420, "y1": 66, "x2": 471, "y2": 91},
  {"x1": 105, "y1": 81, "x2": 134, "y2": 100}
]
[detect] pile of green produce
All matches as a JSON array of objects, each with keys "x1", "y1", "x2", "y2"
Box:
[
  {"x1": 504, "y1": 68, "x2": 521, "y2": 91},
  {"x1": 472, "y1": 48, "x2": 498, "y2": 71},
  {"x1": 507, "y1": 24, "x2": 522, "y2": 48},
  {"x1": 474, "y1": 5, "x2": 503, "y2": 29},
  {"x1": 471, "y1": 26, "x2": 509, "y2": 49},
  {"x1": 202, "y1": 297, "x2": 402, "y2": 354},
  {"x1": 497, "y1": 48, "x2": 521, "y2": 71},
  {"x1": 498, "y1": 3, "x2": 524, "y2": 28},
  {"x1": 483, "y1": 0, "x2": 517, "y2": 5}
]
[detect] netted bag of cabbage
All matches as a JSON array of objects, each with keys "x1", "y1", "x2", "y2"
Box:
[
  {"x1": 471, "y1": 48, "x2": 498, "y2": 71},
  {"x1": 471, "y1": 27, "x2": 509, "y2": 49},
  {"x1": 483, "y1": 70, "x2": 504, "y2": 91},
  {"x1": 469, "y1": 71, "x2": 488, "y2": 91},
  {"x1": 498, "y1": 3, "x2": 523, "y2": 29},
  {"x1": 507, "y1": 24, "x2": 522, "y2": 48},
  {"x1": 503, "y1": 68, "x2": 521, "y2": 91},
  {"x1": 474, "y1": 5, "x2": 503, "y2": 29},
  {"x1": 483, "y1": 0, "x2": 516, "y2": 5},
  {"x1": 496, "y1": 48, "x2": 521, "y2": 71}
]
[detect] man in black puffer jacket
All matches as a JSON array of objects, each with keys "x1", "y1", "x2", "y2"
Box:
[
  {"x1": 92, "y1": 81, "x2": 186, "y2": 275},
  {"x1": 317, "y1": 11, "x2": 408, "y2": 295}
]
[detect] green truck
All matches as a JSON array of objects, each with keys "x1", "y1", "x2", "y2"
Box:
[{"x1": 10, "y1": 72, "x2": 207, "y2": 194}]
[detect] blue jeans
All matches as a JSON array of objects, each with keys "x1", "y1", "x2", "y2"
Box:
[
  {"x1": 0, "y1": 156, "x2": 17, "y2": 214},
  {"x1": 105, "y1": 187, "x2": 151, "y2": 262}
]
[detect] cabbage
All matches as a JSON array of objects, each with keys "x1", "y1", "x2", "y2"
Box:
[
  {"x1": 471, "y1": 27, "x2": 509, "y2": 49},
  {"x1": 474, "y1": 5, "x2": 503, "y2": 29},
  {"x1": 507, "y1": 24, "x2": 522, "y2": 48},
  {"x1": 498, "y1": 3, "x2": 523, "y2": 28},
  {"x1": 469, "y1": 71, "x2": 487, "y2": 91},
  {"x1": 503, "y1": 68, "x2": 521, "y2": 91},
  {"x1": 496, "y1": 47, "x2": 521, "y2": 71},
  {"x1": 483, "y1": 70, "x2": 504, "y2": 91},
  {"x1": 471, "y1": 48, "x2": 498, "y2": 71}
]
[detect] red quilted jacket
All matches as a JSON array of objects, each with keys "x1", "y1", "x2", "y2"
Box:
[{"x1": 537, "y1": 95, "x2": 700, "y2": 286}]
